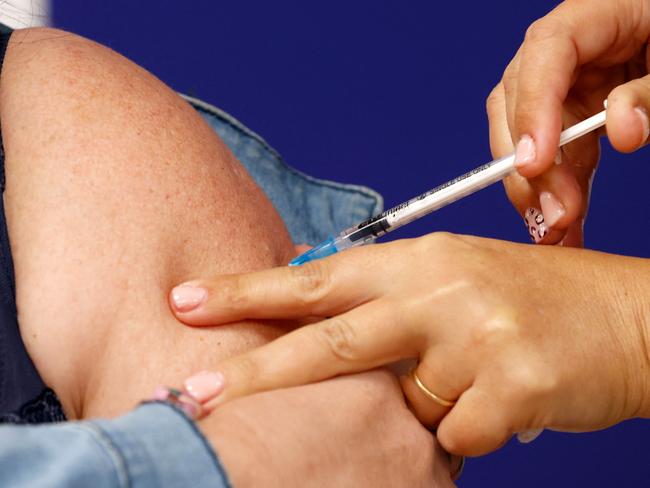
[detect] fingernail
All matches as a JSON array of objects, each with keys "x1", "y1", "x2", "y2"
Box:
[
  {"x1": 514, "y1": 134, "x2": 536, "y2": 168},
  {"x1": 184, "y1": 371, "x2": 225, "y2": 403},
  {"x1": 554, "y1": 149, "x2": 563, "y2": 166},
  {"x1": 150, "y1": 386, "x2": 203, "y2": 419},
  {"x1": 539, "y1": 192, "x2": 565, "y2": 227},
  {"x1": 517, "y1": 428, "x2": 544, "y2": 444},
  {"x1": 176, "y1": 393, "x2": 203, "y2": 420},
  {"x1": 524, "y1": 207, "x2": 548, "y2": 243},
  {"x1": 635, "y1": 107, "x2": 650, "y2": 145},
  {"x1": 152, "y1": 385, "x2": 171, "y2": 401},
  {"x1": 179, "y1": 401, "x2": 200, "y2": 419},
  {"x1": 171, "y1": 284, "x2": 207, "y2": 312}
]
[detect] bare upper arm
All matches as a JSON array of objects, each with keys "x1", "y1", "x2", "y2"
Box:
[{"x1": 1, "y1": 28, "x2": 295, "y2": 418}]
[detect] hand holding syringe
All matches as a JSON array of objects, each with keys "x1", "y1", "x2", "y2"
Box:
[{"x1": 290, "y1": 109, "x2": 607, "y2": 266}]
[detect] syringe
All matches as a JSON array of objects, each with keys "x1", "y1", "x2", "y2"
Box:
[{"x1": 290, "y1": 109, "x2": 607, "y2": 266}]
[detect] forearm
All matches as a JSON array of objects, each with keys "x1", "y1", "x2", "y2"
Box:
[
  {"x1": 591, "y1": 250, "x2": 650, "y2": 420},
  {"x1": 0, "y1": 403, "x2": 229, "y2": 488},
  {"x1": 630, "y1": 268, "x2": 650, "y2": 419}
]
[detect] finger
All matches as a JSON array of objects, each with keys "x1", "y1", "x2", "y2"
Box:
[
  {"x1": 150, "y1": 385, "x2": 205, "y2": 420},
  {"x1": 170, "y1": 245, "x2": 389, "y2": 325},
  {"x1": 400, "y1": 373, "x2": 451, "y2": 428},
  {"x1": 501, "y1": 48, "x2": 522, "y2": 139},
  {"x1": 500, "y1": 153, "x2": 566, "y2": 245},
  {"x1": 551, "y1": 111, "x2": 602, "y2": 248},
  {"x1": 487, "y1": 83, "x2": 565, "y2": 244},
  {"x1": 400, "y1": 352, "x2": 473, "y2": 428},
  {"x1": 436, "y1": 386, "x2": 512, "y2": 457},
  {"x1": 509, "y1": 102, "x2": 601, "y2": 245},
  {"x1": 560, "y1": 220, "x2": 584, "y2": 248},
  {"x1": 533, "y1": 104, "x2": 602, "y2": 246},
  {"x1": 486, "y1": 82, "x2": 538, "y2": 218},
  {"x1": 513, "y1": 0, "x2": 650, "y2": 177},
  {"x1": 527, "y1": 156, "x2": 583, "y2": 241},
  {"x1": 486, "y1": 83, "x2": 535, "y2": 217},
  {"x1": 522, "y1": 207, "x2": 565, "y2": 245},
  {"x1": 606, "y1": 75, "x2": 650, "y2": 153},
  {"x1": 189, "y1": 301, "x2": 422, "y2": 409},
  {"x1": 487, "y1": 82, "x2": 516, "y2": 158}
]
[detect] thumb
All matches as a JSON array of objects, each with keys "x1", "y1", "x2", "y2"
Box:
[
  {"x1": 436, "y1": 387, "x2": 513, "y2": 457},
  {"x1": 606, "y1": 76, "x2": 650, "y2": 153}
]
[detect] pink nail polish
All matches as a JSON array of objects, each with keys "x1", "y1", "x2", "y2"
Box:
[
  {"x1": 635, "y1": 107, "x2": 650, "y2": 145},
  {"x1": 524, "y1": 208, "x2": 548, "y2": 243},
  {"x1": 171, "y1": 284, "x2": 207, "y2": 312},
  {"x1": 514, "y1": 134, "x2": 536, "y2": 168},
  {"x1": 184, "y1": 371, "x2": 225, "y2": 403},
  {"x1": 180, "y1": 401, "x2": 199, "y2": 419},
  {"x1": 539, "y1": 192, "x2": 565, "y2": 227},
  {"x1": 176, "y1": 393, "x2": 203, "y2": 419},
  {"x1": 152, "y1": 385, "x2": 171, "y2": 401}
]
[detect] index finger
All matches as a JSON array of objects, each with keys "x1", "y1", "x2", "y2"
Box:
[
  {"x1": 170, "y1": 244, "x2": 391, "y2": 326},
  {"x1": 513, "y1": 0, "x2": 650, "y2": 177}
]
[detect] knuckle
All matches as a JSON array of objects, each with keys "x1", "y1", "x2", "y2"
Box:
[
  {"x1": 524, "y1": 18, "x2": 564, "y2": 44},
  {"x1": 231, "y1": 354, "x2": 261, "y2": 386},
  {"x1": 469, "y1": 311, "x2": 518, "y2": 349},
  {"x1": 318, "y1": 317, "x2": 359, "y2": 362},
  {"x1": 486, "y1": 85, "x2": 504, "y2": 118},
  {"x1": 418, "y1": 232, "x2": 474, "y2": 264},
  {"x1": 501, "y1": 61, "x2": 518, "y2": 93},
  {"x1": 504, "y1": 361, "x2": 557, "y2": 403},
  {"x1": 289, "y1": 262, "x2": 331, "y2": 305},
  {"x1": 607, "y1": 84, "x2": 625, "y2": 104},
  {"x1": 219, "y1": 277, "x2": 249, "y2": 310},
  {"x1": 514, "y1": 88, "x2": 548, "y2": 113},
  {"x1": 418, "y1": 231, "x2": 457, "y2": 253}
]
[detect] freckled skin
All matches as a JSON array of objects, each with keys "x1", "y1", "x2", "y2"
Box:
[{"x1": 1, "y1": 28, "x2": 296, "y2": 418}]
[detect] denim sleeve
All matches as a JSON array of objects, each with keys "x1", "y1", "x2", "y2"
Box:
[{"x1": 0, "y1": 402, "x2": 231, "y2": 488}]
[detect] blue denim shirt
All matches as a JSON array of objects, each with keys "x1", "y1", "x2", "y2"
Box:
[
  {"x1": 184, "y1": 95, "x2": 383, "y2": 245},
  {"x1": 0, "y1": 403, "x2": 231, "y2": 488},
  {"x1": 0, "y1": 97, "x2": 382, "y2": 486}
]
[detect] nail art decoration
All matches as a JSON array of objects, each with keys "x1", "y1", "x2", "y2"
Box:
[{"x1": 524, "y1": 208, "x2": 548, "y2": 243}]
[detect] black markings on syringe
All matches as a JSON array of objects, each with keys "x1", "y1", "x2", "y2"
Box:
[
  {"x1": 351, "y1": 160, "x2": 496, "y2": 241},
  {"x1": 348, "y1": 218, "x2": 390, "y2": 242}
]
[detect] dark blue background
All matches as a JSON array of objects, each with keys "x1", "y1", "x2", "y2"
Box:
[{"x1": 51, "y1": 1, "x2": 650, "y2": 485}]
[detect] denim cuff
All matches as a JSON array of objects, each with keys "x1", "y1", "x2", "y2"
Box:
[{"x1": 91, "y1": 402, "x2": 231, "y2": 488}]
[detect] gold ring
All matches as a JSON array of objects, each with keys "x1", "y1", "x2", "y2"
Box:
[{"x1": 410, "y1": 369, "x2": 457, "y2": 407}]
